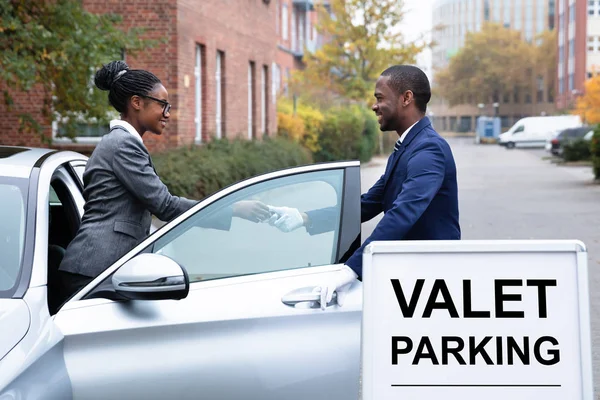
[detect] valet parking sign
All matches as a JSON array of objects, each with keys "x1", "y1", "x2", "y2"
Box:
[{"x1": 361, "y1": 240, "x2": 594, "y2": 400}]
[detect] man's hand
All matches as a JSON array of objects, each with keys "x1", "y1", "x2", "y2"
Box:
[
  {"x1": 312, "y1": 266, "x2": 358, "y2": 310},
  {"x1": 267, "y1": 206, "x2": 307, "y2": 232},
  {"x1": 232, "y1": 200, "x2": 271, "y2": 223}
]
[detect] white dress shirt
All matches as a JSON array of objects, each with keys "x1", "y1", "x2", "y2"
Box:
[{"x1": 110, "y1": 119, "x2": 144, "y2": 144}]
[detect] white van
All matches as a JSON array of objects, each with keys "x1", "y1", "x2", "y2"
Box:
[{"x1": 498, "y1": 115, "x2": 582, "y2": 149}]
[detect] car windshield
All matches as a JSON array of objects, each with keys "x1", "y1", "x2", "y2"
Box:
[{"x1": 0, "y1": 176, "x2": 28, "y2": 297}]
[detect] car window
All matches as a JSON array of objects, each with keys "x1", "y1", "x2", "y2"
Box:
[
  {"x1": 513, "y1": 125, "x2": 524, "y2": 133},
  {"x1": 152, "y1": 169, "x2": 345, "y2": 283},
  {"x1": 69, "y1": 162, "x2": 86, "y2": 186},
  {"x1": 0, "y1": 179, "x2": 27, "y2": 296},
  {"x1": 584, "y1": 131, "x2": 594, "y2": 141},
  {"x1": 49, "y1": 185, "x2": 62, "y2": 206}
]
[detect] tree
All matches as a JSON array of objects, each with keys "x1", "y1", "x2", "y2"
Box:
[
  {"x1": 435, "y1": 23, "x2": 546, "y2": 106},
  {"x1": 0, "y1": 0, "x2": 154, "y2": 141},
  {"x1": 533, "y1": 30, "x2": 557, "y2": 101},
  {"x1": 290, "y1": 0, "x2": 426, "y2": 105},
  {"x1": 574, "y1": 75, "x2": 600, "y2": 124}
]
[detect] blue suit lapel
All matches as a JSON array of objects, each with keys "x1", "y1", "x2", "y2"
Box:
[{"x1": 383, "y1": 117, "x2": 431, "y2": 187}]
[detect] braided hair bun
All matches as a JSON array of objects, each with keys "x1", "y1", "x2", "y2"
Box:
[{"x1": 94, "y1": 61, "x2": 130, "y2": 91}]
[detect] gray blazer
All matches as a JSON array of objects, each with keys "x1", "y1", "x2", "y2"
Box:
[{"x1": 59, "y1": 127, "x2": 222, "y2": 278}]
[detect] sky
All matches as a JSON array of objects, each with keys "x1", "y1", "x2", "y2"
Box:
[{"x1": 398, "y1": 0, "x2": 434, "y2": 79}]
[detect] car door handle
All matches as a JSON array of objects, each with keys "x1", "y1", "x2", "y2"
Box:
[{"x1": 281, "y1": 286, "x2": 337, "y2": 308}]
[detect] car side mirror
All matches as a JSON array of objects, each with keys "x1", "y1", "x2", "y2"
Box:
[{"x1": 112, "y1": 254, "x2": 189, "y2": 301}]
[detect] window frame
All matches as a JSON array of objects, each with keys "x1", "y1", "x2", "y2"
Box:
[
  {"x1": 0, "y1": 177, "x2": 30, "y2": 299},
  {"x1": 76, "y1": 161, "x2": 361, "y2": 302}
]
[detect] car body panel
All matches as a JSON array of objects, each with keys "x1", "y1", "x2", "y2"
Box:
[
  {"x1": 0, "y1": 147, "x2": 362, "y2": 400},
  {"x1": 56, "y1": 266, "x2": 362, "y2": 399},
  {"x1": 0, "y1": 287, "x2": 72, "y2": 399},
  {"x1": 0, "y1": 300, "x2": 29, "y2": 361}
]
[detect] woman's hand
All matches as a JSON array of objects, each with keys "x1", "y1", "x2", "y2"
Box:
[{"x1": 232, "y1": 200, "x2": 271, "y2": 223}]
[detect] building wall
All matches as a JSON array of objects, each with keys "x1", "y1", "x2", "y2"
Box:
[
  {"x1": 0, "y1": 86, "x2": 50, "y2": 147},
  {"x1": 588, "y1": 13, "x2": 600, "y2": 74},
  {"x1": 0, "y1": 0, "x2": 278, "y2": 151},
  {"x1": 556, "y1": 0, "x2": 587, "y2": 110},
  {"x1": 431, "y1": 0, "x2": 557, "y2": 131},
  {"x1": 274, "y1": 0, "x2": 326, "y2": 97},
  {"x1": 177, "y1": 0, "x2": 277, "y2": 143}
]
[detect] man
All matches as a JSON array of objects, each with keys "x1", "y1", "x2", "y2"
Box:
[{"x1": 269, "y1": 65, "x2": 460, "y2": 308}]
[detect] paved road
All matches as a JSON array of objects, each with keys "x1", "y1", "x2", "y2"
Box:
[{"x1": 360, "y1": 137, "x2": 600, "y2": 390}]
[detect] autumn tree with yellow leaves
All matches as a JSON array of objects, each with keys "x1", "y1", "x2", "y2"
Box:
[
  {"x1": 291, "y1": 0, "x2": 426, "y2": 105},
  {"x1": 435, "y1": 24, "x2": 556, "y2": 105},
  {"x1": 574, "y1": 75, "x2": 600, "y2": 124}
]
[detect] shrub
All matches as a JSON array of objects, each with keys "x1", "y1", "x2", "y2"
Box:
[
  {"x1": 277, "y1": 99, "x2": 323, "y2": 153},
  {"x1": 152, "y1": 137, "x2": 312, "y2": 199},
  {"x1": 591, "y1": 125, "x2": 600, "y2": 180},
  {"x1": 562, "y1": 139, "x2": 591, "y2": 162},
  {"x1": 314, "y1": 104, "x2": 379, "y2": 163}
]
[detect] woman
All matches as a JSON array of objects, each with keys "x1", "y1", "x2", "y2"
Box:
[{"x1": 55, "y1": 61, "x2": 269, "y2": 308}]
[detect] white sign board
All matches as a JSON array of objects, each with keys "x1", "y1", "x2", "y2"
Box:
[{"x1": 362, "y1": 240, "x2": 593, "y2": 400}]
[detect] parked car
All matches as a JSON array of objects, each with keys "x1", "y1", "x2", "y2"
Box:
[
  {"x1": 0, "y1": 146, "x2": 362, "y2": 400},
  {"x1": 545, "y1": 126, "x2": 594, "y2": 157},
  {"x1": 498, "y1": 115, "x2": 582, "y2": 149}
]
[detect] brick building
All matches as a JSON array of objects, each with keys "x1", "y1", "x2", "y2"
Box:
[
  {"x1": 273, "y1": 0, "x2": 328, "y2": 96},
  {"x1": 1, "y1": 0, "x2": 279, "y2": 152},
  {"x1": 555, "y1": 0, "x2": 600, "y2": 111}
]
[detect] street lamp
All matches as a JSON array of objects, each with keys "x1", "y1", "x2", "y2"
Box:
[
  {"x1": 493, "y1": 102, "x2": 499, "y2": 117},
  {"x1": 477, "y1": 103, "x2": 485, "y2": 116}
]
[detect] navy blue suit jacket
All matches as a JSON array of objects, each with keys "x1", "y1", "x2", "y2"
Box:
[{"x1": 344, "y1": 117, "x2": 460, "y2": 277}]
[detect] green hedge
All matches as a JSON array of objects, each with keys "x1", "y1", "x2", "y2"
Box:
[
  {"x1": 562, "y1": 139, "x2": 591, "y2": 162},
  {"x1": 152, "y1": 137, "x2": 312, "y2": 199},
  {"x1": 313, "y1": 105, "x2": 379, "y2": 163},
  {"x1": 592, "y1": 125, "x2": 600, "y2": 180}
]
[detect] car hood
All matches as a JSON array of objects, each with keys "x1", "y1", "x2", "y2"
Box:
[{"x1": 0, "y1": 299, "x2": 30, "y2": 361}]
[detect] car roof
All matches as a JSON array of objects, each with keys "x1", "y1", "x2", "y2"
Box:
[
  {"x1": 0, "y1": 146, "x2": 56, "y2": 178},
  {"x1": 558, "y1": 126, "x2": 590, "y2": 136}
]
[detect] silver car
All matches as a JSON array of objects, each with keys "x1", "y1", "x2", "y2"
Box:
[{"x1": 0, "y1": 146, "x2": 362, "y2": 399}]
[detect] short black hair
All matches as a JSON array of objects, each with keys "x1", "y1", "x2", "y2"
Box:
[
  {"x1": 381, "y1": 65, "x2": 431, "y2": 113},
  {"x1": 94, "y1": 60, "x2": 162, "y2": 114}
]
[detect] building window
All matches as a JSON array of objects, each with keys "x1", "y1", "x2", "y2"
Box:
[
  {"x1": 559, "y1": 45, "x2": 564, "y2": 63},
  {"x1": 504, "y1": 0, "x2": 511, "y2": 27},
  {"x1": 276, "y1": 0, "x2": 279, "y2": 34},
  {"x1": 261, "y1": 65, "x2": 268, "y2": 135},
  {"x1": 525, "y1": 0, "x2": 534, "y2": 41},
  {"x1": 291, "y1": 7, "x2": 297, "y2": 52},
  {"x1": 284, "y1": 67, "x2": 290, "y2": 96},
  {"x1": 248, "y1": 61, "x2": 256, "y2": 139},
  {"x1": 548, "y1": 83, "x2": 554, "y2": 102},
  {"x1": 513, "y1": 87, "x2": 520, "y2": 103},
  {"x1": 537, "y1": 0, "x2": 545, "y2": 33},
  {"x1": 568, "y1": 73, "x2": 574, "y2": 91},
  {"x1": 536, "y1": 76, "x2": 544, "y2": 102},
  {"x1": 484, "y1": 0, "x2": 490, "y2": 20},
  {"x1": 271, "y1": 62, "x2": 279, "y2": 104},
  {"x1": 493, "y1": 0, "x2": 501, "y2": 21},
  {"x1": 282, "y1": 3, "x2": 288, "y2": 40},
  {"x1": 569, "y1": 3, "x2": 575, "y2": 21},
  {"x1": 569, "y1": 39, "x2": 575, "y2": 58},
  {"x1": 503, "y1": 92, "x2": 510, "y2": 104},
  {"x1": 195, "y1": 44, "x2": 205, "y2": 144},
  {"x1": 589, "y1": 36, "x2": 600, "y2": 52},
  {"x1": 515, "y1": 0, "x2": 523, "y2": 30},
  {"x1": 559, "y1": 77, "x2": 564, "y2": 94},
  {"x1": 216, "y1": 51, "x2": 224, "y2": 139},
  {"x1": 548, "y1": 0, "x2": 555, "y2": 29},
  {"x1": 589, "y1": 0, "x2": 595, "y2": 15},
  {"x1": 53, "y1": 52, "x2": 126, "y2": 142},
  {"x1": 558, "y1": 12, "x2": 564, "y2": 33}
]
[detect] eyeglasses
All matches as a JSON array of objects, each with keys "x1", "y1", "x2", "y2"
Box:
[{"x1": 138, "y1": 94, "x2": 171, "y2": 117}]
